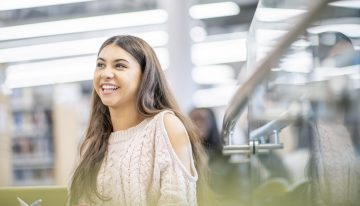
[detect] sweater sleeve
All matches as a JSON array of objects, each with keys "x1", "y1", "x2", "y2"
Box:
[{"x1": 155, "y1": 111, "x2": 198, "y2": 206}]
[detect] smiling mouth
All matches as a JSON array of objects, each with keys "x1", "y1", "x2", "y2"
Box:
[{"x1": 101, "y1": 84, "x2": 119, "y2": 93}]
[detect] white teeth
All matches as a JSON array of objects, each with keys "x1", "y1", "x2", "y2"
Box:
[{"x1": 101, "y1": 84, "x2": 119, "y2": 90}]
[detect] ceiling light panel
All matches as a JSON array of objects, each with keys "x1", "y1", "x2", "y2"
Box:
[
  {"x1": 192, "y1": 65, "x2": 236, "y2": 85},
  {"x1": 329, "y1": 0, "x2": 360, "y2": 9},
  {"x1": 189, "y1": 2, "x2": 240, "y2": 19},
  {"x1": 0, "y1": 31, "x2": 168, "y2": 63},
  {"x1": 192, "y1": 39, "x2": 247, "y2": 66},
  {"x1": 0, "y1": 0, "x2": 94, "y2": 11},
  {"x1": 4, "y1": 48, "x2": 168, "y2": 88},
  {"x1": 255, "y1": 8, "x2": 306, "y2": 22},
  {"x1": 0, "y1": 9, "x2": 167, "y2": 41}
]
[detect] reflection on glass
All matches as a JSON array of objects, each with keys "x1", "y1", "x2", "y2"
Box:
[{"x1": 235, "y1": 0, "x2": 360, "y2": 206}]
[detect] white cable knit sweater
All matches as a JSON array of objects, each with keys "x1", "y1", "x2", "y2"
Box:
[{"x1": 94, "y1": 110, "x2": 198, "y2": 206}]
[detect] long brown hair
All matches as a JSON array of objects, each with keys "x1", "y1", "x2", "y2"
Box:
[{"x1": 69, "y1": 35, "x2": 208, "y2": 205}]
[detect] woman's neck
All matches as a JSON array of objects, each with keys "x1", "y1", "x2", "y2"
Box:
[{"x1": 109, "y1": 105, "x2": 145, "y2": 131}]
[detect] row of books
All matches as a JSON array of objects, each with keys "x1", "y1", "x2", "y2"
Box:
[
  {"x1": 12, "y1": 137, "x2": 53, "y2": 158},
  {"x1": 10, "y1": 87, "x2": 54, "y2": 186},
  {"x1": 13, "y1": 168, "x2": 54, "y2": 186},
  {"x1": 12, "y1": 110, "x2": 52, "y2": 138}
]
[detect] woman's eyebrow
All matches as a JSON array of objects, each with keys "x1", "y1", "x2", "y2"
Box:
[
  {"x1": 97, "y1": 57, "x2": 129, "y2": 63},
  {"x1": 97, "y1": 57, "x2": 106, "y2": 62},
  {"x1": 114, "y1": 59, "x2": 129, "y2": 63}
]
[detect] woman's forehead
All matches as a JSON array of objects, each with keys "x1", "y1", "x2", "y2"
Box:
[{"x1": 98, "y1": 44, "x2": 135, "y2": 62}]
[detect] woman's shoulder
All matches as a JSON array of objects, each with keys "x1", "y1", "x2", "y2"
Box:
[
  {"x1": 154, "y1": 110, "x2": 196, "y2": 178},
  {"x1": 162, "y1": 112, "x2": 187, "y2": 140},
  {"x1": 153, "y1": 110, "x2": 187, "y2": 136}
]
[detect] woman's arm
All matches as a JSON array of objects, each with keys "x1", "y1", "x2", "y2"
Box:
[
  {"x1": 156, "y1": 112, "x2": 198, "y2": 206},
  {"x1": 163, "y1": 113, "x2": 193, "y2": 174}
]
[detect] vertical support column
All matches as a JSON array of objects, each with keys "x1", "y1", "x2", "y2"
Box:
[
  {"x1": 158, "y1": 0, "x2": 195, "y2": 112},
  {"x1": 0, "y1": 95, "x2": 11, "y2": 186},
  {"x1": 0, "y1": 64, "x2": 11, "y2": 186},
  {"x1": 53, "y1": 83, "x2": 81, "y2": 185}
]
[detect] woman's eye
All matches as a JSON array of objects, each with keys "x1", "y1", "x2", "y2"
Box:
[
  {"x1": 115, "y1": 63, "x2": 126, "y2": 69},
  {"x1": 96, "y1": 62, "x2": 105, "y2": 68}
]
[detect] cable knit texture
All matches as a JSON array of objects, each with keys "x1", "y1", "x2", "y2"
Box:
[{"x1": 91, "y1": 110, "x2": 198, "y2": 206}]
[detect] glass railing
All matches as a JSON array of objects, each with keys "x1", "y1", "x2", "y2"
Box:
[{"x1": 221, "y1": 0, "x2": 359, "y2": 205}]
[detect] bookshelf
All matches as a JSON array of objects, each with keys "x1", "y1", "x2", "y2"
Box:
[
  {"x1": 10, "y1": 87, "x2": 54, "y2": 186},
  {"x1": 4, "y1": 82, "x2": 91, "y2": 186}
]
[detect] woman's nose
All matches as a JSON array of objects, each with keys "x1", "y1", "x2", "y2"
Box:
[{"x1": 101, "y1": 69, "x2": 114, "y2": 79}]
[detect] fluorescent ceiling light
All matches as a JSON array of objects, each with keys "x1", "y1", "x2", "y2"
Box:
[
  {"x1": 255, "y1": 8, "x2": 306, "y2": 22},
  {"x1": 189, "y1": 2, "x2": 240, "y2": 19},
  {"x1": 254, "y1": 35, "x2": 310, "y2": 67},
  {"x1": 192, "y1": 65, "x2": 236, "y2": 85},
  {"x1": 5, "y1": 56, "x2": 96, "y2": 88},
  {"x1": 0, "y1": 9, "x2": 167, "y2": 41},
  {"x1": 0, "y1": 0, "x2": 94, "y2": 11},
  {"x1": 0, "y1": 38, "x2": 104, "y2": 63},
  {"x1": 329, "y1": 0, "x2": 360, "y2": 9},
  {"x1": 307, "y1": 24, "x2": 360, "y2": 38},
  {"x1": 193, "y1": 85, "x2": 238, "y2": 107},
  {"x1": 4, "y1": 48, "x2": 169, "y2": 88},
  {"x1": 192, "y1": 38, "x2": 247, "y2": 66},
  {"x1": 0, "y1": 31, "x2": 168, "y2": 63}
]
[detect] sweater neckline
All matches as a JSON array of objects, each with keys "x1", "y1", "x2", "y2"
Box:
[{"x1": 109, "y1": 117, "x2": 151, "y2": 144}]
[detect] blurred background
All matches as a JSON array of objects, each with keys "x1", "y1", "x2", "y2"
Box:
[
  {"x1": 0, "y1": 0, "x2": 257, "y2": 187},
  {"x1": 0, "y1": 0, "x2": 359, "y2": 205}
]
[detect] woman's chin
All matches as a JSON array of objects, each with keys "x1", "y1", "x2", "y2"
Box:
[{"x1": 100, "y1": 99, "x2": 118, "y2": 108}]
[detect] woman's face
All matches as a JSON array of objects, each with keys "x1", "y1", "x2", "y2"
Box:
[{"x1": 93, "y1": 44, "x2": 142, "y2": 109}]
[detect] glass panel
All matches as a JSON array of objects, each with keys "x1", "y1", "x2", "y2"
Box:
[{"x1": 244, "y1": 1, "x2": 360, "y2": 206}]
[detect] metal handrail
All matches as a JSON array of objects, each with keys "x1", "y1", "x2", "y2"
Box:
[
  {"x1": 221, "y1": 0, "x2": 329, "y2": 145},
  {"x1": 222, "y1": 109, "x2": 303, "y2": 155},
  {"x1": 249, "y1": 109, "x2": 301, "y2": 140}
]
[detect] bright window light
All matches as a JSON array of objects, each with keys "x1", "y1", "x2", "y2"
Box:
[
  {"x1": 192, "y1": 39, "x2": 247, "y2": 66},
  {"x1": 189, "y1": 2, "x2": 240, "y2": 19},
  {"x1": 0, "y1": 9, "x2": 167, "y2": 41},
  {"x1": 307, "y1": 24, "x2": 360, "y2": 38},
  {"x1": 255, "y1": 8, "x2": 306, "y2": 22},
  {"x1": 192, "y1": 65, "x2": 236, "y2": 85},
  {"x1": 329, "y1": 0, "x2": 360, "y2": 9},
  {"x1": 0, "y1": 0, "x2": 94, "y2": 11},
  {"x1": 5, "y1": 48, "x2": 168, "y2": 88},
  {"x1": 0, "y1": 31, "x2": 168, "y2": 63}
]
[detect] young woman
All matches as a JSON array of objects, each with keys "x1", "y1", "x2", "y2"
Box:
[{"x1": 69, "y1": 35, "x2": 207, "y2": 206}]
